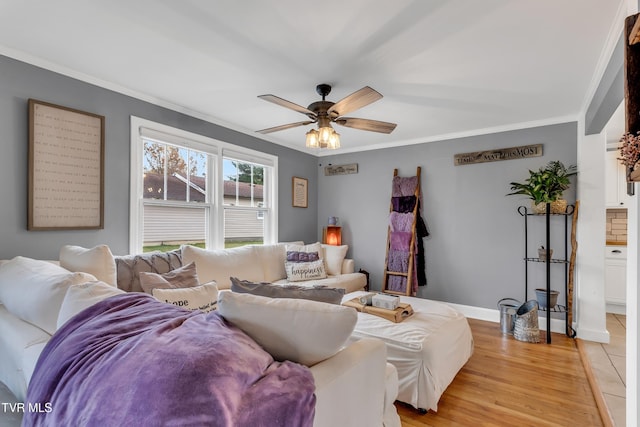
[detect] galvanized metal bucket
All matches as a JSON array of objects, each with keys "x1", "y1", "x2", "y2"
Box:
[
  {"x1": 513, "y1": 300, "x2": 540, "y2": 343},
  {"x1": 497, "y1": 298, "x2": 521, "y2": 335}
]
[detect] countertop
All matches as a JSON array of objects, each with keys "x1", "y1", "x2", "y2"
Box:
[{"x1": 606, "y1": 241, "x2": 627, "y2": 246}]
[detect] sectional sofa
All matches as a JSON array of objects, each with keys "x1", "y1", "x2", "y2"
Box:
[{"x1": 0, "y1": 243, "x2": 400, "y2": 427}]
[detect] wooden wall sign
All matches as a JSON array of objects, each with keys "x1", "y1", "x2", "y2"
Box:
[
  {"x1": 324, "y1": 163, "x2": 358, "y2": 176},
  {"x1": 454, "y1": 144, "x2": 543, "y2": 166}
]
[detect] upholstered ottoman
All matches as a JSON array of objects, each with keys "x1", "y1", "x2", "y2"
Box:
[{"x1": 342, "y1": 291, "x2": 474, "y2": 413}]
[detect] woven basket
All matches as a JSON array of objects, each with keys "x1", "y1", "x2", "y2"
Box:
[
  {"x1": 531, "y1": 199, "x2": 567, "y2": 214},
  {"x1": 513, "y1": 300, "x2": 540, "y2": 343}
]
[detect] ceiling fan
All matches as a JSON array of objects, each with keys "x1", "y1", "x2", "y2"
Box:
[{"x1": 256, "y1": 84, "x2": 397, "y2": 149}]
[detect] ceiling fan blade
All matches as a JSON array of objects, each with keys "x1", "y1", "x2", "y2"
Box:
[
  {"x1": 335, "y1": 117, "x2": 397, "y2": 134},
  {"x1": 258, "y1": 94, "x2": 316, "y2": 116},
  {"x1": 256, "y1": 121, "x2": 314, "y2": 134},
  {"x1": 327, "y1": 86, "x2": 383, "y2": 117}
]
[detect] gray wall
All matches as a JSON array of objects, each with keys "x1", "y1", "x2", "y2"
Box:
[
  {"x1": 318, "y1": 123, "x2": 577, "y2": 310},
  {"x1": 0, "y1": 55, "x2": 317, "y2": 259}
]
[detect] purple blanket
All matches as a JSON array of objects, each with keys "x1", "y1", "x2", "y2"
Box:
[{"x1": 24, "y1": 293, "x2": 315, "y2": 427}]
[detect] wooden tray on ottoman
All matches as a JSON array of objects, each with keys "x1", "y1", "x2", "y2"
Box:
[{"x1": 343, "y1": 298, "x2": 414, "y2": 323}]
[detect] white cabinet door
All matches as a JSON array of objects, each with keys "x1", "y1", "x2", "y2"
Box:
[
  {"x1": 605, "y1": 260, "x2": 626, "y2": 304},
  {"x1": 605, "y1": 246, "x2": 626, "y2": 306},
  {"x1": 605, "y1": 150, "x2": 619, "y2": 207},
  {"x1": 605, "y1": 149, "x2": 631, "y2": 207}
]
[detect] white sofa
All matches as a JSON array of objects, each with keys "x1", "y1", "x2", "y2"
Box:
[
  {"x1": 0, "y1": 246, "x2": 398, "y2": 427},
  {"x1": 179, "y1": 242, "x2": 367, "y2": 293}
]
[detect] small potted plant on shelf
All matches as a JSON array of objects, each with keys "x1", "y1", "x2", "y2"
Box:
[
  {"x1": 506, "y1": 160, "x2": 577, "y2": 214},
  {"x1": 618, "y1": 131, "x2": 640, "y2": 182}
]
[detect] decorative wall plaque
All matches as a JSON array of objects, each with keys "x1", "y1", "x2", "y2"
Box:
[
  {"x1": 324, "y1": 163, "x2": 358, "y2": 176},
  {"x1": 454, "y1": 144, "x2": 543, "y2": 166}
]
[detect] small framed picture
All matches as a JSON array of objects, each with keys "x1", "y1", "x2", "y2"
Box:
[{"x1": 292, "y1": 176, "x2": 308, "y2": 208}]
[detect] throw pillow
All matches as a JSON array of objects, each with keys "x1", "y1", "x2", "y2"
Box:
[
  {"x1": 230, "y1": 277, "x2": 345, "y2": 305},
  {"x1": 181, "y1": 245, "x2": 264, "y2": 289},
  {"x1": 217, "y1": 291, "x2": 357, "y2": 366},
  {"x1": 113, "y1": 250, "x2": 183, "y2": 293},
  {"x1": 254, "y1": 242, "x2": 304, "y2": 282},
  {"x1": 321, "y1": 244, "x2": 349, "y2": 276},
  {"x1": 138, "y1": 262, "x2": 200, "y2": 294},
  {"x1": 0, "y1": 256, "x2": 97, "y2": 335},
  {"x1": 285, "y1": 242, "x2": 323, "y2": 259},
  {"x1": 152, "y1": 283, "x2": 218, "y2": 312},
  {"x1": 57, "y1": 281, "x2": 125, "y2": 329},
  {"x1": 286, "y1": 251, "x2": 320, "y2": 262},
  {"x1": 284, "y1": 259, "x2": 327, "y2": 282},
  {"x1": 59, "y1": 244, "x2": 117, "y2": 286}
]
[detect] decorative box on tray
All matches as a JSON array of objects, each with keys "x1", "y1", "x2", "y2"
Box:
[{"x1": 343, "y1": 296, "x2": 414, "y2": 323}]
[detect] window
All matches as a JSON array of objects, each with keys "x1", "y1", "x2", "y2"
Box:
[
  {"x1": 130, "y1": 117, "x2": 277, "y2": 253},
  {"x1": 223, "y1": 158, "x2": 268, "y2": 247}
]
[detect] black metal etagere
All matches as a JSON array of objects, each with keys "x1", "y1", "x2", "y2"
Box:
[{"x1": 518, "y1": 203, "x2": 576, "y2": 343}]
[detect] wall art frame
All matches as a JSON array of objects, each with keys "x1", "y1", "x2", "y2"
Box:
[
  {"x1": 28, "y1": 99, "x2": 105, "y2": 230},
  {"x1": 292, "y1": 176, "x2": 308, "y2": 208}
]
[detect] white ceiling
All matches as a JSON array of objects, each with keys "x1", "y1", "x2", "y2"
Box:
[{"x1": 0, "y1": 1, "x2": 626, "y2": 155}]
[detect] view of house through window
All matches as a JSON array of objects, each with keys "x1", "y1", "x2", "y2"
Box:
[
  {"x1": 223, "y1": 158, "x2": 266, "y2": 247},
  {"x1": 142, "y1": 140, "x2": 209, "y2": 252},
  {"x1": 132, "y1": 117, "x2": 277, "y2": 254}
]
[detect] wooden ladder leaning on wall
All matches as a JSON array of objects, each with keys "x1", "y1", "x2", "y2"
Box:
[{"x1": 382, "y1": 167, "x2": 421, "y2": 296}]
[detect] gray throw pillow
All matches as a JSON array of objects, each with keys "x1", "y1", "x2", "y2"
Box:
[
  {"x1": 114, "y1": 250, "x2": 182, "y2": 292},
  {"x1": 230, "y1": 277, "x2": 345, "y2": 305},
  {"x1": 139, "y1": 261, "x2": 200, "y2": 294}
]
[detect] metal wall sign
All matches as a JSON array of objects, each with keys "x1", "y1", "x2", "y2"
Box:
[
  {"x1": 453, "y1": 144, "x2": 543, "y2": 166},
  {"x1": 324, "y1": 163, "x2": 358, "y2": 176}
]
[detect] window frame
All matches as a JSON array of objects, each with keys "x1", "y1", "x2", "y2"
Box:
[{"x1": 130, "y1": 116, "x2": 278, "y2": 254}]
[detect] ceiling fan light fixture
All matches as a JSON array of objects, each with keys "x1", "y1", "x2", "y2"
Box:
[
  {"x1": 305, "y1": 129, "x2": 319, "y2": 148},
  {"x1": 318, "y1": 126, "x2": 333, "y2": 144},
  {"x1": 328, "y1": 131, "x2": 340, "y2": 149},
  {"x1": 258, "y1": 84, "x2": 394, "y2": 150}
]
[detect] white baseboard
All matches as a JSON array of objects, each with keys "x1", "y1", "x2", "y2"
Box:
[
  {"x1": 576, "y1": 327, "x2": 611, "y2": 343},
  {"x1": 605, "y1": 303, "x2": 626, "y2": 315}
]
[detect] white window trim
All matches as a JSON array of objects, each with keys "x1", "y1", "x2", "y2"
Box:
[{"x1": 129, "y1": 116, "x2": 278, "y2": 254}]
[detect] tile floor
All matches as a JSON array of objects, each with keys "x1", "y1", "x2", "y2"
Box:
[{"x1": 583, "y1": 313, "x2": 626, "y2": 427}]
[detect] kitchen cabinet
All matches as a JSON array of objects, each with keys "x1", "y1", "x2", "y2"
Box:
[
  {"x1": 605, "y1": 245, "x2": 626, "y2": 313},
  {"x1": 606, "y1": 149, "x2": 632, "y2": 207}
]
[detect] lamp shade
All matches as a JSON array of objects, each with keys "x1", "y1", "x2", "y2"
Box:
[
  {"x1": 306, "y1": 129, "x2": 319, "y2": 148},
  {"x1": 323, "y1": 226, "x2": 342, "y2": 246}
]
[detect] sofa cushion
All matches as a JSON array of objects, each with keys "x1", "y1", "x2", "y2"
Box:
[
  {"x1": 152, "y1": 283, "x2": 218, "y2": 313},
  {"x1": 0, "y1": 304, "x2": 51, "y2": 401},
  {"x1": 181, "y1": 245, "x2": 264, "y2": 289},
  {"x1": 114, "y1": 250, "x2": 182, "y2": 293},
  {"x1": 57, "y1": 281, "x2": 125, "y2": 330},
  {"x1": 321, "y1": 244, "x2": 349, "y2": 276},
  {"x1": 285, "y1": 259, "x2": 327, "y2": 282},
  {"x1": 254, "y1": 243, "x2": 289, "y2": 283},
  {"x1": 0, "y1": 257, "x2": 96, "y2": 334},
  {"x1": 218, "y1": 291, "x2": 357, "y2": 366},
  {"x1": 139, "y1": 262, "x2": 200, "y2": 294},
  {"x1": 59, "y1": 244, "x2": 117, "y2": 286},
  {"x1": 230, "y1": 277, "x2": 345, "y2": 304}
]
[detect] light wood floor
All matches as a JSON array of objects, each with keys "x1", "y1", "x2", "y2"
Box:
[{"x1": 397, "y1": 318, "x2": 603, "y2": 427}]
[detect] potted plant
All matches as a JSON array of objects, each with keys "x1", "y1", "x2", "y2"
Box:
[
  {"x1": 507, "y1": 160, "x2": 577, "y2": 214},
  {"x1": 618, "y1": 131, "x2": 640, "y2": 182}
]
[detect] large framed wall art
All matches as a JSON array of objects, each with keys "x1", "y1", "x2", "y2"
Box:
[{"x1": 28, "y1": 99, "x2": 105, "y2": 230}]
